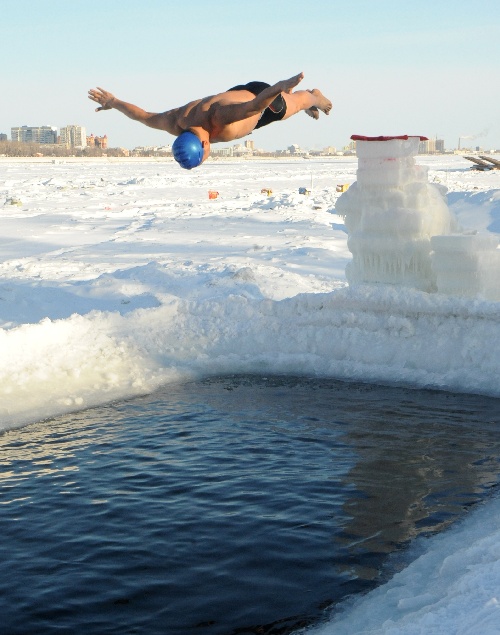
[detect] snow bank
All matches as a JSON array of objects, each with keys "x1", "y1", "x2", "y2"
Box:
[
  {"x1": 2, "y1": 281, "x2": 500, "y2": 430},
  {"x1": 308, "y1": 493, "x2": 500, "y2": 635}
]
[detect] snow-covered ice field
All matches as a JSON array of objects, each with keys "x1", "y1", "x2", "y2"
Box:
[{"x1": 1, "y1": 154, "x2": 500, "y2": 633}]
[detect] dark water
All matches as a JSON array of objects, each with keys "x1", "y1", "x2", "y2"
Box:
[{"x1": 1, "y1": 376, "x2": 500, "y2": 635}]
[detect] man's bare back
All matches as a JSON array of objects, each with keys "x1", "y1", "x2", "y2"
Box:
[{"x1": 88, "y1": 72, "x2": 332, "y2": 168}]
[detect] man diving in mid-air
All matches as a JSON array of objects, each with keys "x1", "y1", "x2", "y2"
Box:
[{"x1": 88, "y1": 72, "x2": 332, "y2": 170}]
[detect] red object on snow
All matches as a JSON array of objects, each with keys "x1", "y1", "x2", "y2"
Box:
[{"x1": 350, "y1": 135, "x2": 429, "y2": 141}]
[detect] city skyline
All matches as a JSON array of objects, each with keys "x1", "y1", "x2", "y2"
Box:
[
  {"x1": 2, "y1": 122, "x2": 494, "y2": 155},
  {"x1": 2, "y1": 114, "x2": 498, "y2": 156}
]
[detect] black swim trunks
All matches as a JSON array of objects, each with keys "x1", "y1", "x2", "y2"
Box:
[{"x1": 227, "y1": 81, "x2": 286, "y2": 129}]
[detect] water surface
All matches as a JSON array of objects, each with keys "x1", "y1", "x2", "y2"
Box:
[{"x1": 1, "y1": 376, "x2": 500, "y2": 634}]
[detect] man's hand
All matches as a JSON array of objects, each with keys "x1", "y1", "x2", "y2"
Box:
[{"x1": 88, "y1": 87, "x2": 116, "y2": 112}]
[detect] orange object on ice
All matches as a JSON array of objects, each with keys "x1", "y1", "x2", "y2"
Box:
[{"x1": 208, "y1": 190, "x2": 219, "y2": 199}]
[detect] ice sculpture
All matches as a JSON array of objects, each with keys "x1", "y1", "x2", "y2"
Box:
[
  {"x1": 336, "y1": 135, "x2": 457, "y2": 292},
  {"x1": 431, "y1": 233, "x2": 500, "y2": 301}
]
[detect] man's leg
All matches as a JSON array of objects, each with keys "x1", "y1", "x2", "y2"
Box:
[
  {"x1": 214, "y1": 74, "x2": 331, "y2": 130},
  {"x1": 281, "y1": 88, "x2": 332, "y2": 120}
]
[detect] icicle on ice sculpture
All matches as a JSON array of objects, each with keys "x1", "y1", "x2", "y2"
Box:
[{"x1": 336, "y1": 135, "x2": 457, "y2": 292}]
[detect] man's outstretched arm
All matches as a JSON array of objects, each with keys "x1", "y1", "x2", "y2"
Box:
[
  {"x1": 213, "y1": 73, "x2": 305, "y2": 127},
  {"x1": 88, "y1": 87, "x2": 178, "y2": 134}
]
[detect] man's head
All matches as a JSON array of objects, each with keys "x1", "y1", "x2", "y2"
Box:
[{"x1": 172, "y1": 131, "x2": 209, "y2": 169}]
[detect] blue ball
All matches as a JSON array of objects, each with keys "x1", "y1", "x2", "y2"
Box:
[{"x1": 172, "y1": 131, "x2": 204, "y2": 169}]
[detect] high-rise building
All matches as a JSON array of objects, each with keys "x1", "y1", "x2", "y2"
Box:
[
  {"x1": 0, "y1": 133, "x2": 7, "y2": 141},
  {"x1": 60, "y1": 125, "x2": 87, "y2": 147},
  {"x1": 419, "y1": 138, "x2": 445, "y2": 154},
  {"x1": 435, "y1": 139, "x2": 445, "y2": 153},
  {"x1": 419, "y1": 139, "x2": 435, "y2": 154},
  {"x1": 11, "y1": 125, "x2": 57, "y2": 144}
]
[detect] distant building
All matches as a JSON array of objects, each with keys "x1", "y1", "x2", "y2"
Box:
[
  {"x1": 86, "y1": 133, "x2": 108, "y2": 149},
  {"x1": 131, "y1": 145, "x2": 171, "y2": 156},
  {"x1": 419, "y1": 139, "x2": 445, "y2": 154},
  {"x1": 244, "y1": 140, "x2": 255, "y2": 151},
  {"x1": 232, "y1": 143, "x2": 252, "y2": 156},
  {"x1": 11, "y1": 125, "x2": 58, "y2": 144},
  {"x1": 419, "y1": 139, "x2": 434, "y2": 154},
  {"x1": 0, "y1": 133, "x2": 7, "y2": 141},
  {"x1": 344, "y1": 141, "x2": 356, "y2": 154},
  {"x1": 60, "y1": 125, "x2": 87, "y2": 148},
  {"x1": 211, "y1": 146, "x2": 233, "y2": 157}
]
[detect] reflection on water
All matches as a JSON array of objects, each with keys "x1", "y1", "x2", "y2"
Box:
[
  {"x1": 335, "y1": 387, "x2": 500, "y2": 581},
  {"x1": 1, "y1": 376, "x2": 499, "y2": 635}
]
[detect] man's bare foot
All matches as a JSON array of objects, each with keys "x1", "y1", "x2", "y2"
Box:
[
  {"x1": 305, "y1": 106, "x2": 319, "y2": 119},
  {"x1": 277, "y1": 72, "x2": 304, "y2": 94},
  {"x1": 309, "y1": 88, "x2": 332, "y2": 115}
]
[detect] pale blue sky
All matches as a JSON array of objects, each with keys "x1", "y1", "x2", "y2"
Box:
[{"x1": 2, "y1": 0, "x2": 499, "y2": 151}]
